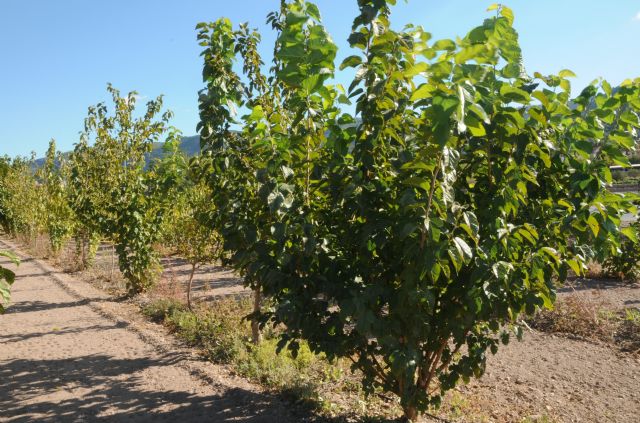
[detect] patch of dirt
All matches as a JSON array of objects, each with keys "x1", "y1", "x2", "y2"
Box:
[
  {"x1": 0, "y1": 238, "x2": 297, "y2": 423},
  {"x1": 4, "y1": 235, "x2": 640, "y2": 422},
  {"x1": 559, "y1": 278, "x2": 640, "y2": 311},
  {"x1": 443, "y1": 331, "x2": 640, "y2": 423}
]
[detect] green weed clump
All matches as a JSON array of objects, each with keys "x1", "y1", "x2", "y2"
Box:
[
  {"x1": 140, "y1": 297, "x2": 373, "y2": 415},
  {"x1": 234, "y1": 337, "x2": 322, "y2": 406},
  {"x1": 602, "y1": 222, "x2": 640, "y2": 283},
  {"x1": 142, "y1": 298, "x2": 245, "y2": 363}
]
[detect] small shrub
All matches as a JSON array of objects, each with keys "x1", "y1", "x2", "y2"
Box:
[
  {"x1": 142, "y1": 298, "x2": 249, "y2": 363},
  {"x1": 602, "y1": 222, "x2": 640, "y2": 282},
  {"x1": 234, "y1": 337, "x2": 317, "y2": 387},
  {"x1": 142, "y1": 298, "x2": 186, "y2": 323}
]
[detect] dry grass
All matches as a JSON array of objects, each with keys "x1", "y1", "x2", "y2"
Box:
[
  {"x1": 528, "y1": 295, "x2": 616, "y2": 343},
  {"x1": 616, "y1": 308, "x2": 640, "y2": 353},
  {"x1": 13, "y1": 234, "x2": 129, "y2": 293},
  {"x1": 529, "y1": 293, "x2": 640, "y2": 354},
  {"x1": 584, "y1": 261, "x2": 605, "y2": 279}
]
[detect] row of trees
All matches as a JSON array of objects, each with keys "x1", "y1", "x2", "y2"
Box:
[
  {"x1": 0, "y1": 87, "x2": 221, "y2": 297},
  {"x1": 1, "y1": 1, "x2": 639, "y2": 420}
]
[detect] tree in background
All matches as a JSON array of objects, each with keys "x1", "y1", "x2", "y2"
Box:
[
  {"x1": 153, "y1": 137, "x2": 223, "y2": 309},
  {"x1": 0, "y1": 156, "x2": 12, "y2": 233},
  {"x1": 37, "y1": 140, "x2": 75, "y2": 255},
  {"x1": 0, "y1": 156, "x2": 44, "y2": 245},
  {"x1": 0, "y1": 160, "x2": 21, "y2": 315},
  {"x1": 68, "y1": 84, "x2": 174, "y2": 294},
  {"x1": 0, "y1": 250, "x2": 19, "y2": 314}
]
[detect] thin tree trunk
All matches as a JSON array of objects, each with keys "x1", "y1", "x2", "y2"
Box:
[
  {"x1": 110, "y1": 244, "x2": 116, "y2": 280},
  {"x1": 187, "y1": 262, "x2": 197, "y2": 311},
  {"x1": 251, "y1": 286, "x2": 262, "y2": 345},
  {"x1": 82, "y1": 235, "x2": 87, "y2": 269},
  {"x1": 403, "y1": 405, "x2": 418, "y2": 422}
]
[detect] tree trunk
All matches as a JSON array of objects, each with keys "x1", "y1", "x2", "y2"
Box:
[
  {"x1": 403, "y1": 405, "x2": 418, "y2": 422},
  {"x1": 81, "y1": 235, "x2": 87, "y2": 269},
  {"x1": 110, "y1": 244, "x2": 116, "y2": 280},
  {"x1": 251, "y1": 286, "x2": 262, "y2": 345},
  {"x1": 187, "y1": 262, "x2": 197, "y2": 311}
]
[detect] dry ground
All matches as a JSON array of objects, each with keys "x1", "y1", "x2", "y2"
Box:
[
  {"x1": 0, "y1": 238, "x2": 296, "y2": 423},
  {"x1": 2, "y1": 236, "x2": 640, "y2": 422}
]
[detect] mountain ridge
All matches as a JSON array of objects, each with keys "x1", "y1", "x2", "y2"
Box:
[{"x1": 33, "y1": 135, "x2": 201, "y2": 168}]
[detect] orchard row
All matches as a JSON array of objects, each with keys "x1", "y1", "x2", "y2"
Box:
[{"x1": 2, "y1": 2, "x2": 640, "y2": 420}]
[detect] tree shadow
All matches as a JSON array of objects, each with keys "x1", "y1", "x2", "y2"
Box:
[
  {"x1": 3, "y1": 298, "x2": 99, "y2": 314},
  {"x1": 12, "y1": 272, "x2": 50, "y2": 278},
  {"x1": 0, "y1": 354, "x2": 297, "y2": 422},
  {"x1": 159, "y1": 257, "x2": 246, "y2": 299},
  {"x1": 0, "y1": 321, "x2": 128, "y2": 344},
  {"x1": 559, "y1": 278, "x2": 639, "y2": 293}
]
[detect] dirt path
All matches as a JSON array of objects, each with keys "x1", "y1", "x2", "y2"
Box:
[
  {"x1": 454, "y1": 331, "x2": 640, "y2": 422},
  {"x1": 0, "y1": 239, "x2": 297, "y2": 423},
  {"x1": 3, "y1": 236, "x2": 640, "y2": 423}
]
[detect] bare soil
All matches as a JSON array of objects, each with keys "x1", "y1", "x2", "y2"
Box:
[
  {"x1": 434, "y1": 278, "x2": 640, "y2": 423},
  {"x1": 0, "y1": 238, "x2": 295, "y2": 423},
  {"x1": 2, "y1": 236, "x2": 640, "y2": 422}
]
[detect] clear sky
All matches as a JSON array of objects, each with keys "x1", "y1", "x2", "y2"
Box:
[{"x1": 1, "y1": 1, "x2": 639, "y2": 158}]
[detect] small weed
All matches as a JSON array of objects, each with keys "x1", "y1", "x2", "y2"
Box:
[
  {"x1": 584, "y1": 261, "x2": 605, "y2": 279},
  {"x1": 447, "y1": 391, "x2": 470, "y2": 419},
  {"x1": 140, "y1": 297, "x2": 395, "y2": 419},
  {"x1": 142, "y1": 298, "x2": 186, "y2": 322},
  {"x1": 142, "y1": 297, "x2": 248, "y2": 363},
  {"x1": 616, "y1": 308, "x2": 640, "y2": 353},
  {"x1": 624, "y1": 308, "x2": 640, "y2": 324}
]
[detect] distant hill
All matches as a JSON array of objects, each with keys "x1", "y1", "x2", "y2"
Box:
[
  {"x1": 34, "y1": 135, "x2": 201, "y2": 168},
  {"x1": 147, "y1": 135, "x2": 201, "y2": 164}
]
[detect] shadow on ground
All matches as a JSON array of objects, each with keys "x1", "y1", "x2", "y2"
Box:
[
  {"x1": 559, "y1": 277, "x2": 638, "y2": 293},
  {"x1": 0, "y1": 353, "x2": 296, "y2": 423}
]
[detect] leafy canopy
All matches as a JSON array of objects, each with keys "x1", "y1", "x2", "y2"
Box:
[{"x1": 197, "y1": 1, "x2": 640, "y2": 419}]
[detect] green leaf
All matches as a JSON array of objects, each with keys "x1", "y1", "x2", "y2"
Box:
[
  {"x1": 301, "y1": 74, "x2": 322, "y2": 94},
  {"x1": 587, "y1": 215, "x2": 600, "y2": 237},
  {"x1": 566, "y1": 259, "x2": 582, "y2": 275},
  {"x1": 404, "y1": 177, "x2": 431, "y2": 192},
  {"x1": 411, "y1": 84, "x2": 433, "y2": 101},
  {"x1": 453, "y1": 237, "x2": 473, "y2": 262},
  {"x1": 432, "y1": 39, "x2": 456, "y2": 52},
  {"x1": 499, "y1": 6, "x2": 515, "y2": 25},
  {"x1": 499, "y1": 85, "x2": 530, "y2": 103},
  {"x1": 558, "y1": 69, "x2": 576, "y2": 78},
  {"x1": 621, "y1": 226, "x2": 638, "y2": 243},
  {"x1": 340, "y1": 55, "x2": 363, "y2": 70},
  {"x1": 455, "y1": 45, "x2": 487, "y2": 64}
]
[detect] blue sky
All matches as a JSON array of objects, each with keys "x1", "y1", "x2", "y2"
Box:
[{"x1": 1, "y1": 0, "x2": 639, "y2": 158}]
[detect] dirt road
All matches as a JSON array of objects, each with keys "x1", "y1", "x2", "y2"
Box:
[
  {"x1": 0, "y1": 239, "x2": 296, "y2": 423},
  {"x1": 3, "y1": 236, "x2": 640, "y2": 423}
]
